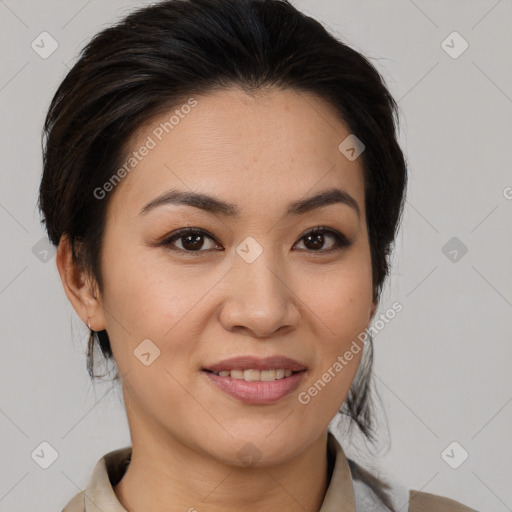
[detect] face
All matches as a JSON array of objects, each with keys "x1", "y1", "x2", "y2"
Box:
[{"x1": 82, "y1": 87, "x2": 376, "y2": 466}]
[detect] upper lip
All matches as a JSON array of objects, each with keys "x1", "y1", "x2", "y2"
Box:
[{"x1": 203, "y1": 355, "x2": 307, "y2": 373}]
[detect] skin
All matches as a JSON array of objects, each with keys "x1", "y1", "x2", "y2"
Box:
[{"x1": 57, "y1": 86, "x2": 377, "y2": 512}]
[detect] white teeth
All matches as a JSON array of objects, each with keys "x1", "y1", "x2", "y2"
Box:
[
  {"x1": 259, "y1": 369, "x2": 276, "y2": 381},
  {"x1": 230, "y1": 369, "x2": 244, "y2": 379},
  {"x1": 244, "y1": 369, "x2": 260, "y2": 381},
  {"x1": 213, "y1": 369, "x2": 297, "y2": 381}
]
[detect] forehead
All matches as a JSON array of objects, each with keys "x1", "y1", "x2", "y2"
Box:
[{"x1": 108, "y1": 86, "x2": 366, "y2": 221}]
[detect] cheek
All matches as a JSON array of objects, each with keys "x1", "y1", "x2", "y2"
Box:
[
  {"x1": 298, "y1": 256, "x2": 373, "y2": 340},
  {"x1": 295, "y1": 268, "x2": 371, "y2": 416},
  {"x1": 98, "y1": 249, "x2": 204, "y2": 369},
  {"x1": 298, "y1": 349, "x2": 363, "y2": 428},
  {"x1": 295, "y1": 257, "x2": 372, "y2": 404}
]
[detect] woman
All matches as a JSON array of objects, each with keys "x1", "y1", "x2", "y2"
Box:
[{"x1": 38, "y1": 0, "x2": 478, "y2": 510}]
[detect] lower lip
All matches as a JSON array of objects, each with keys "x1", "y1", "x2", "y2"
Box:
[{"x1": 203, "y1": 370, "x2": 306, "y2": 404}]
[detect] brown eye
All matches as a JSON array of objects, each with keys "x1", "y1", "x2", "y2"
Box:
[
  {"x1": 294, "y1": 227, "x2": 351, "y2": 252},
  {"x1": 161, "y1": 228, "x2": 223, "y2": 253},
  {"x1": 179, "y1": 232, "x2": 206, "y2": 251}
]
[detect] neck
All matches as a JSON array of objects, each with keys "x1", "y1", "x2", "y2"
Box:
[{"x1": 114, "y1": 427, "x2": 331, "y2": 512}]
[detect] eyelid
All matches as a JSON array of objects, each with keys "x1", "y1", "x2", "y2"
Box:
[{"x1": 299, "y1": 225, "x2": 347, "y2": 240}]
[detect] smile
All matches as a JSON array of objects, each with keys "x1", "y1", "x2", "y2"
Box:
[
  {"x1": 207, "y1": 368, "x2": 295, "y2": 381},
  {"x1": 203, "y1": 369, "x2": 306, "y2": 404}
]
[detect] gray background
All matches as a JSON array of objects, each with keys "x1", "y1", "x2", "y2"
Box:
[{"x1": 0, "y1": 0, "x2": 511, "y2": 511}]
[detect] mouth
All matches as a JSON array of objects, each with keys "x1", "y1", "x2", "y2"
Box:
[
  {"x1": 203, "y1": 368, "x2": 302, "y2": 381},
  {"x1": 203, "y1": 355, "x2": 307, "y2": 374},
  {"x1": 202, "y1": 355, "x2": 307, "y2": 404}
]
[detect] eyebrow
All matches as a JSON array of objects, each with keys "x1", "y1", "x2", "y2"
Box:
[{"x1": 139, "y1": 187, "x2": 360, "y2": 219}]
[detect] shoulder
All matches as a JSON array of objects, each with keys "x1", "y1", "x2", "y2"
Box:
[
  {"x1": 408, "y1": 489, "x2": 479, "y2": 512},
  {"x1": 60, "y1": 446, "x2": 132, "y2": 512},
  {"x1": 348, "y1": 458, "x2": 479, "y2": 512}
]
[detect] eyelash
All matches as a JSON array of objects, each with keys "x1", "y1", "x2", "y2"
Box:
[{"x1": 158, "y1": 226, "x2": 352, "y2": 255}]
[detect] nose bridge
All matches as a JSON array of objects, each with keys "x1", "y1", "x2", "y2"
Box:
[
  {"x1": 235, "y1": 241, "x2": 286, "y2": 305},
  {"x1": 221, "y1": 238, "x2": 297, "y2": 335}
]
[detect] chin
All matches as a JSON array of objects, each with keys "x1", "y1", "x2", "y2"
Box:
[{"x1": 203, "y1": 428, "x2": 313, "y2": 468}]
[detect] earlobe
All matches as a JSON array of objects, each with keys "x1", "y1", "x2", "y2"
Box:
[{"x1": 55, "y1": 235, "x2": 106, "y2": 331}]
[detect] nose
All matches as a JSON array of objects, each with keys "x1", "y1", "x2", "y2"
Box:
[{"x1": 218, "y1": 247, "x2": 300, "y2": 338}]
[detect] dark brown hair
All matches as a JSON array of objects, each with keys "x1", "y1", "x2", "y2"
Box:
[{"x1": 38, "y1": 0, "x2": 408, "y2": 444}]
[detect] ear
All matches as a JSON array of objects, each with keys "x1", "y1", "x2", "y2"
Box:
[{"x1": 56, "y1": 234, "x2": 106, "y2": 332}]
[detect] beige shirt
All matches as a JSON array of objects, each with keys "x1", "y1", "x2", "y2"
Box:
[{"x1": 61, "y1": 433, "x2": 478, "y2": 512}]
